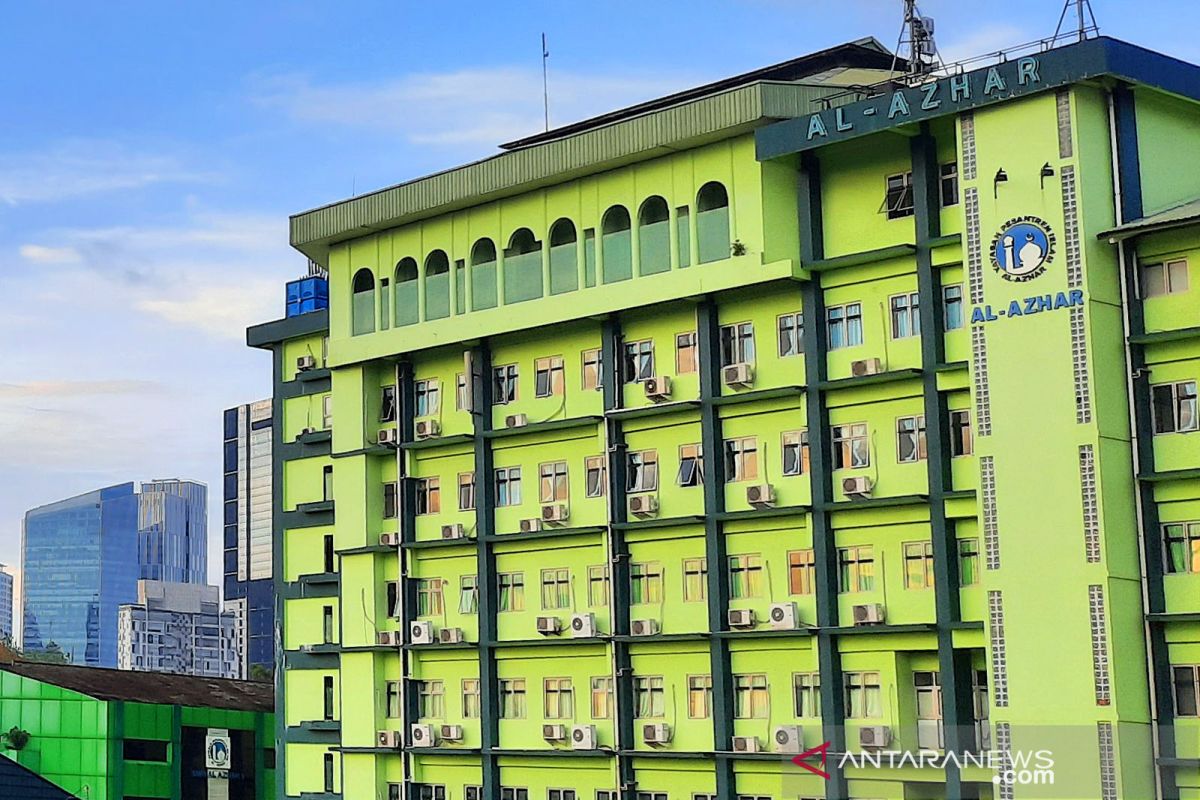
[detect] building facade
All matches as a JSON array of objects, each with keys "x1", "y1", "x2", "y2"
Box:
[
  {"x1": 22, "y1": 480, "x2": 208, "y2": 667},
  {"x1": 0, "y1": 564, "x2": 14, "y2": 643},
  {"x1": 117, "y1": 580, "x2": 240, "y2": 678},
  {"x1": 224, "y1": 399, "x2": 277, "y2": 679},
  {"x1": 253, "y1": 34, "x2": 1200, "y2": 800}
]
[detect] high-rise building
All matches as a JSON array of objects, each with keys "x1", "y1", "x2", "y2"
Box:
[
  {"x1": 0, "y1": 565, "x2": 14, "y2": 644},
  {"x1": 116, "y1": 579, "x2": 239, "y2": 678},
  {"x1": 252, "y1": 32, "x2": 1200, "y2": 800},
  {"x1": 22, "y1": 480, "x2": 207, "y2": 667},
  {"x1": 224, "y1": 399, "x2": 276, "y2": 680}
]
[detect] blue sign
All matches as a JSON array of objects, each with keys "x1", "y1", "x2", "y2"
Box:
[
  {"x1": 971, "y1": 289, "x2": 1083, "y2": 325},
  {"x1": 990, "y1": 216, "x2": 1057, "y2": 282}
]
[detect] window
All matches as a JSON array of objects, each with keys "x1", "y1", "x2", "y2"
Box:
[
  {"x1": 465, "y1": 788, "x2": 485, "y2": 800},
  {"x1": 897, "y1": 415, "x2": 928, "y2": 463},
  {"x1": 385, "y1": 681, "x2": 402, "y2": 718},
  {"x1": 548, "y1": 791, "x2": 577, "y2": 800},
  {"x1": 415, "y1": 380, "x2": 441, "y2": 417},
  {"x1": 597, "y1": 792, "x2": 619, "y2": 800},
  {"x1": 630, "y1": 562, "x2": 664, "y2": 604},
  {"x1": 683, "y1": 558, "x2": 707, "y2": 602},
  {"x1": 720, "y1": 322, "x2": 755, "y2": 366},
  {"x1": 636, "y1": 794, "x2": 668, "y2": 800},
  {"x1": 351, "y1": 268, "x2": 376, "y2": 336},
  {"x1": 544, "y1": 678, "x2": 575, "y2": 719},
  {"x1": 416, "y1": 579, "x2": 443, "y2": 617},
  {"x1": 944, "y1": 284, "x2": 965, "y2": 330},
  {"x1": 697, "y1": 182, "x2": 731, "y2": 264},
  {"x1": 123, "y1": 739, "x2": 169, "y2": 762},
  {"x1": 500, "y1": 790, "x2": 528, "y2": 800},
  {"x1": 635, "y1": 676, "x2": 665, "y2": 717},
  {"x1": 788, "y1": 550, "x2": 815, "y2": 595},
  {"x1": 1174, "y1": 665, "x2": 1200, "y2": 717},
  {"x1": 323, "y1": 753, "x2": 335, "y2": 793},
  {"x1": 539, "y1": 461, "x2": 569, "y2": 503},
  {"x1": 688, "y1": 675, "x2": 713, "y2": 718},
  {"x1": 890, "y1": 292, "x2": 921, "y2": 339},
  {"x1": 623, "y1": 339, "x2": 655, "y2": 383},
  {"x1": 832, "y1": 423, "x2": 870, "y2": 469},
  {"x1": 723, "y1": 437, "x2": 758, "y2": 482},
  {"x1": 1164, "y1": 521, "x2": 1200, "y2": 574},
  {"x1": 1152, "y1": 381, "x2": 1198, "y2": 434},
  {"x1": 676, "y1": 332, "x2": 698, "y2": 374},
  {"x1": 541, "y1": 568, "x2": 571, "y2": 610},
  {"x1": 499, "y1": 679, "x2": 526, "y2": 718},
  {"x1": 638, "y1": 196, "x2": 671, "y2": 275},
  {"x1": 1141, "y1": 259, "x2": 1189, "y2": 297},
  {"x1": 778, "y1": 312, "x2": 804, "y2": 357},
  {"x1": 458, "y1": 472, "x2": 476, "y2": 511},
  {"x1": 914, "y1": 671, "x2": 944, "y2": 749},
  {"x1": 845, "y1": 672, "x2": 883, "y2": 718},
  {"x1": 626, "y1": 450, "x2": 659, "y2": 493},
  {"x1": 386, "y1": 581, "x2": 400, "y2": 618},
  {"x1": 585, "y1": 456, "x2": 607, "y2": 498},
  {"x1": 388, "y1": 785, "x2": 402, "y2": 800},
  {"x1": 322, "y1": 605, "x2": 334, "y2": 643},
  {"x1": 950, "y1": 410, "x2": 974, "y2": 456},
  {"x1": 941, "y1": 162, "x2": 960, "y2": 206},
  {"x1": 734, "y1": 674, "x2": 769, "y2": 718},
  {"x1": 535, "y1": 356, "x2": 565, "y2": 398},
  {"x1": 380, "y1": 386, "x2": 397, "y2": 422},
  {"x1": 838, "y1": 546, "x2": 875, "y2": 593},
  {"x1": 492, "y1": 365, "x2": 519, "y2": 405},
  {"x1": 793, "y1": 673, "x2": 821, "y2": 717},
  {"x1": 728, "y1": 554, "x2": 764, "y2": 599},
  {"x1": 456, "y1": 373, "x2": 469, "y2": 411},
  {"x1": 885, "y1": 172, "x2": 914, "y2": 219},
  {"x1": 462, "y1": 679, "x2": 481, "y2": 718},
  {"x1": 415, "y1": 477, "x2": 441, "y2": 515},
  {"x1": 591, "y1": 676, "x2": 613, "y2": 719},
  {"x1": 958, "y1": 539, "x2": 980, "y2": 586},
  {"x1": 827, "y1": 303, "x2": 864, "y2": 349},
  {"x1": 677, "y1": 444, "x2": 704, "y2": 487},
  {"x1": 322, "y1": 394, "x2": 333, "y2": 429},
  {"x1": 904, "y1": 541, "x2": 935, "y2": 589},
  {"x1": 498, "y1": 572, "x2": 525, "y2": 611},
  {"x1": 383, "y1": 482, "x2": 398, "y2": 519},
  {"x1": 323, "y1": 534, "x2": 335, "y2": 573},
  {"x1": 459, "y1": 575, "x2": 478, "y2": 614},
  {"x1": 782, "y1": 430, "x2": 810, "y2": 476},
  {"x1": 495, "y1": 467, "x2": 522, "y2": 507},
  {"x1": 582, "y1": 349, "x2": 603, "y2": 391},
  {"x1": 322, "y1": 465, "x2": 333, "y2": 501},
  {"x1": 587, "y1": 566, "x2": 610, "y2": 607},
  {"x1": 418, "y1": 680, "x2": 444, "y2": 718}
]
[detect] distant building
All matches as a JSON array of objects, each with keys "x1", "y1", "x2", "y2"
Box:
[
  {"x1": 22, "y1": 480, "x2": 207, "y2": 667},
  {"x1": 0, "y1": 565, "x2": 13, "y2": 643},
  {"x1": 117, "y1": 580, "x2": 239, "y2": 678},
  {"x1": 223, "y1": 399, "x2": 275, "y2": 680}
]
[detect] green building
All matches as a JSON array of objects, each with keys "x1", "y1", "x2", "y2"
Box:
[
  {"x1": 251, "y1": 32, "x2": 1200, "y2": 800},
  {"x1": 0, "y1": 658, "x2": 274, "y2": 799}
]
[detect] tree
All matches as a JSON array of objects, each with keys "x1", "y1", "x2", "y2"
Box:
[
  {"x1": 248, "y1": 664, "x2": 273, "y2": 682},
  {"x1": 21, "y1": 641, "x2": 68, "y2": 664},
  {"x1": 3, "y1": 727, "x2": 30, "y2": 751}
]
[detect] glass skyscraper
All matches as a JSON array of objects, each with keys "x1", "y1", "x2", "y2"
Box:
[
  {"x1": 21, "y1": 480, "x2": 207, "y2": 667},
  {"x1": 0, "y1": 565, "x2": 14, "y2": 643}
]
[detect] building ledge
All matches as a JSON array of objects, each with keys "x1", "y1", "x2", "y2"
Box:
[
  {"x1": 488, "y1": 636, "x2": 609, "y2": 649},
  {"x1": 332, "y1": 443, "x2": 394, "y2": 459},
  {"x1": 617, "y1": 748, "x2": 712, "y2": 759},
  {"x1": 1130, "y1": 325, "x2": 1200, "y2": 345},
  {"x1": 712, "y1": 385, "x2": 804, "y2": 407},
  {"x1": 338, "y1": 543, "x2": 396, "y2": 556},
  {"x1": 821, "y1": 622, "x2": 937, "y2": 636},
  {"x1": 713, "y1": 627, "x2": 816, "y2": 639},
  {"x1": 607, "y1": 400, "x2": 701, "y2": 421},
  {"x1": 1158, "y1": 757, "x2": 1200, "y2": 769},
  {"x1": 928, "y1": 233, "x2": 963, "y2": 249},
  {"x1": 406, "y1": 640, "x2": 477, "y2": 652},
  {"x1": 1139, "y1": 467, "x2": 1200, "y2": 483},
  {"x1": 485, "y1": 747, "x2": 612, "y2": 758},
  {"x1": 819, "y1": 368, "x2": 922, "y2": 391},
  {"x1": 408, "y1": 746, "x2": 482, "y2": 757},
  {"x1": 806, "y1": 243, "x2": 916, "y2": 272},
  {"x1": 401, "y1": 433, "x2": 474, "y2": 451},
  {"x1": 296, "y1": 500, "x2": 335, "y2": 514},
  {"x1": 826, "y1": 493, "x2": 930, "y2": 511},
  {"x1": 484, "y1": 414, "x2": 603, "y2": 441},
  {"x1": 1148, "y1": 611, "x2": 1200, "y2": 623},
  {"x1": 296, "y1": 367, "x2": 332, "y2": 384},
  {"x1": 403, "y1": 537, "x2": 476, "y2": 551},
  {"x1": 247, "y1": 309, "x2": 329, "y2": 349},
  {"x1": 487, "y1": 525, "x2": 605, "y2": 543},
  {"x1": 299, "y1": 571, "x2": 339, "y2": 585},
  {"x1": 716, "y1": 504, "x2": 810, "y2": 522},
  {"x1": 934, "y1": 360, "x2": 969, "y2": 373},
  {"x1": 288, "y1": 794, "x2": 342, "y2": 800},
  {"x1": 296, "y1": 429, "x2": 333, "y2": 445},
  {"x1": 613, "y1": 514, "x2": 706, "y2": 531},
  {"x1": 613, "y1": 632, "x2": 709, "y2": 643}
]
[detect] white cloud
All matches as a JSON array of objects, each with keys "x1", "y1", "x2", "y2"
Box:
[
  {"x1": 18, "y1": 244, "x2": 82, "y2": 265},
  {"x1": 0, "y1": 380, "x2": 162, "y2": 399},
  {"x1": 136, "y1": 279, "x2": 281, "y2": 340}
]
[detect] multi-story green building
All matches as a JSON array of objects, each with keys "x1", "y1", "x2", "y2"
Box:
[{"x1": 251, "y1": 32, "x2": 1200, "y2": 800}]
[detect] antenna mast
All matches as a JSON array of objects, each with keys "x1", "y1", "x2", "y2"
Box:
[
  {"x1": 1053, "y1": 0, "x2": 1100, "y2": 43},
  {"x1": 541, "y1": 33, "x2": 550, "y2": 132},
  {"x1": 891, "y1": 0, "x2": 941, "y2": 80}
]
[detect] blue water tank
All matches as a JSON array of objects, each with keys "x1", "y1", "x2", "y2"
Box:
[{"x1": 286, "y1": 276, "x2": 329, "y2": 317}]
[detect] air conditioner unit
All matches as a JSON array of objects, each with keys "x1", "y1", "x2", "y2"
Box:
[
  {"x1": 851, "y1": 358, "x2": 883, "y2": 377},
  {"x1": 627, "y1": 494, "x2": 659, "y2": 518},
  {"x1": 438, "y1": 627, "x2": 465, "y2": 644},
  {"x1": 536, "y1": 616, "x2": 562, "y2": 635},
  {"x1": 377, "y1": 428, "x2": 399, "y2": 447},
  {"x1": 440, "y1": 523, "x2": 466, "y2": 540},
  {"x1": 379, "y1": 532, "x2": 401, "y2": 547},
  {"x1": 630, "y1": 619, "x2": 660, "y2": 637},
  {"x1": 644, "y1": 376, "x2": 672, "y2": 401},
  {"x1": 410, "y1": 723, "x2": 437, "y2": 747},
  {"x1": 519, "y1": 518, "x2": 543, "y2": 534},
  {"x1": 732, "y1": 735, "x2": 761, "y2": 753},
  {"x1": 300, "y1": 426, "x2": 318, "y2": 437},
  {"x1": 542, "y1": 724, "x2": 567, "y2": 742},
  {"x1": 570, "y1": 613, "x2": 596, "y2": 638},
  {"x1": 773, "y1": 725, "x2": 804, "y2": 754},
  {"x1": 842, "y1": 476, "x2": 873, "y2": 498},
  {"x1": 727, "y1": 608, "x2": 756, "y2": 629},
  {"x1": 439, "y1": 724, "x2": 464, "y2": 742},
  {"x1": 859, "y1": 725, "x2": 892, "y2": 749},
  {"x1": 642, "y1": 723, "x2": 672, "y2": 745},
  {"x1": 414, "y1": 419, "x2": 440, "y2": 439},
  {"x1": 722, "y1": 363, "x2": 754, "y2": 389},
  {"x1": 376, "y1": 730, "x2": 401, "y2": 749},
  {"x1": 299, "y1": 644, "x2": 315, "y2": 653},
  {"x1": 409, "y1": 621, "x2": 435, "y2": 645},
  {"x1": 570, "y1": 724, "x2": 597, "y2": 750},
  {"x1": 768, "y1": 602, "x2": 799, "y2": 630},
  {"x1": 375, "y1": 631, "x2": 402, "y2": 647},
  {"x1": 852, "y1": 603, "x2": 886, "y2": 625},
  {"x1": 297, "y1": 355, "x2": 317, "y2": 371},
  {"x1": 541, "y1": 504, "x2": 569, "y2": 524},
  {"x1": 745, "y1": 483, "x2": 775, "y2": 508},
  {"x1": 505, "y1": 413, "x2": 528, "y2": 429}
]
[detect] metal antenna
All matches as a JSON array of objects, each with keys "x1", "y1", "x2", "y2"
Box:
[
  {"x1": 1053, "y1": 0, "x2": 1099, "y2": 43},
  {"x1": 890, "y1": 0, "x2": 941, "y2": 80},
  {"x1": 541, "y1": 33, "x2": 550, "y2": 132}
]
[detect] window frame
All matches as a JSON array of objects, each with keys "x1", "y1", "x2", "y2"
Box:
[
  {"x1": 534, "y1": 355, "x2": 566, "y2": 399},
  {"x1": 896, "y1": 415, "x2": 928, "y2": 463},
  {"x1": 777, "y1": 311, "x2": 804, "y2": 357},
  {"x1": 676, "y1": 331, "x2": 698, "y2": 374}
]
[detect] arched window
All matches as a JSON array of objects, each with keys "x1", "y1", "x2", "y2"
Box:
[
  {"x1": 548, "y1": 218, "x2": 578, "y2": 295},
  {"x1": 697, "y1": 182, "x2": 731, "y2": 264},
  {"x1": 424, "y1": 250, "x2": 451, "y2": 321},
  {"x1": 351, "y1": 268, "x2": 375, "y2": 336},
  {"x1": 470, "y1": 239, "x2": 498, "y2": 311},
  {"x1": 601, "y1": 206, "x2": 632, "y2": 283},
  {"x1": 638, "y1": 197, "x2": 671, "y2": 276},
  {"x1": 504, "y1": 228, "x2": 543, "y2": 304},
  {"x1": 393, "y1": 258, "x2": 419, "y2": 327}
]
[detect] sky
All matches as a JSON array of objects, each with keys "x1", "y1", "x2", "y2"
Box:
[{"x1": 1, "y1": 0, "x2": 1198, "y2": 600}]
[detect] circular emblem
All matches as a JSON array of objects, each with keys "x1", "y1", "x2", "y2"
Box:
[
  {"x1": 990, "y1": 216, "x2": 1056, "y2": 282},
  {"x1": 207, "y1": 739, "x2": 229, "y2": 768}
]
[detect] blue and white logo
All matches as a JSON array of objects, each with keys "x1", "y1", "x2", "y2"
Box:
[{"x1": 990, "y1": 216, "x2": 1056, "y2": 282}]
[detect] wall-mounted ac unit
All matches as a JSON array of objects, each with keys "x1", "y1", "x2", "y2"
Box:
[
  {"x1": 773, "y1": 725, "x2": 804, "y2": 754},
  {"x1": 852, "y1": 603, "x2": 886, "y2": 625},
  {"x1": 536, "y1": 616, "x2": 562, "y2": 635},
  {"x1": 376, "y1": 730, "x2": 401, "y2": 748},
  {"x1": 630, "y1": 619, "x2": 659, "y2": 637},
  {"x1": 440, "y1": 523, "x2": 466, "y2": 540},
  {"x1": 300, "y1": 427, "x2": 317, "y2": 437},
  {"x1": 375, "y1": 631, "x2": 402, "y2": 647},
  {"x1": 542, "y1": 724, "x2": 567, "y2": 741},
  {"x1": 570, "y1": 613, "x2": 596, "y2": 638},
  {"x1": 570, "y1": 724, "x2": 597, "y2": 750},
  {"x1": 414, "y1": 419, "x2": 440, "y2": 439},
  {"x1": 842, "y1": 476, "x2": 873, "y2": 498},
  {"x1": 859, "y1": 725, "x2": 892, "y2": 749},
  {"x1": 745, "y1": 483, "x2": 775, "y2": 508},
  {"x1": 627, "y1": 494, "x2": 659, "y2": 518},
  {"x1": 722, "y1": 363, "x2": 754, "y2": 389},
  {"x1": 439, "y1": 724, "x2": 464, "y2": 742},
  {"x1": 768, "y1": 602, "x2": 798, "y2": 630},
  {"x1": 377, "y1": 428, "x2": 399, "y2": 447},
  {"x1": 505, "y1": 413, "x2": 528, "y2": 429},
  {"x1": 727, "y1": 608, "x2": 756, "y2": 628},
  {"x1": 541, "y1": 504, "x2": 569, "y2": 524},
  {"x1": 642, "y1": 723, "x2": 672, "y2": 744},
  {"x1": 410, "y1": 723, "x2": 437, "y2": 747},
  {"x1": 438, "y1": 627, "x2": 465, "y2": 644},
  {"x1": 644, "y1": 376, "x2": 672, "y2": 401},
  {"x1": 409, "y1": 621, "x2": 435, "y2": 645},
  {"x1": 732, "y1": 735, "x2": 760, "y2": 753},
  {"x1": 378, "y1": 532, "x2": 401, "y2": 547},
  {"x1": 519, "y1": 518, "x2": 543, "y2": 534},
  {"x1": 297, "y1": 355, "x2": 317, "y2": 371},
  {"x1": 299, "y1": 644, "x2": 315, "y2": 653},
  {"x1": 851, "y1": 358, "x2": 883, "y2": 377}
]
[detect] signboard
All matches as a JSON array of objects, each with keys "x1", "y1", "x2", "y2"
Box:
[{"x1": 206, "y1": 728, "x2": 231, "y2": 779}]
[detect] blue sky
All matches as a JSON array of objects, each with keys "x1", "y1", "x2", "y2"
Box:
[{"x1": 1, "y1": 0, "x2": 1197, "y2": 593}]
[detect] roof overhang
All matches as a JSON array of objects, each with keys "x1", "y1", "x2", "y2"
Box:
[{"x1": 1097, "y1": 197, "x2": 1200, "y2": 242}]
